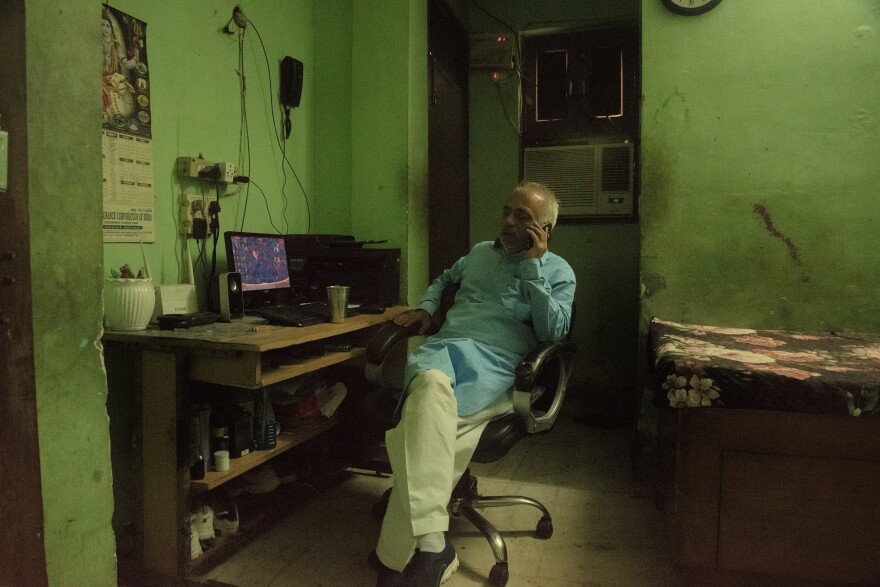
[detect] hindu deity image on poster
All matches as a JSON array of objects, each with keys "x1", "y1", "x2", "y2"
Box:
[{"x1": 102, "y1": 5, "x2": 151, "y2": 139}]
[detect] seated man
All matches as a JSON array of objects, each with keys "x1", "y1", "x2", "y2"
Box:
[{"x1": 375, "y1": 181, "x2": 576, "y2": 587}]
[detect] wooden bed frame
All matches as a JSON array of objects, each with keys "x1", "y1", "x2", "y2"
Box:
[{"x1": 672, "y1": 408, "x2": 880, "y2": 587}]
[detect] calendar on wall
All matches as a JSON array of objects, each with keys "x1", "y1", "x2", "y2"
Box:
[{"x1": 102, "y1": 5, "x2": 155, "y2": 243}]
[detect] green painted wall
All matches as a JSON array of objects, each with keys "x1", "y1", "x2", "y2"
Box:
[
  {"x1": 314, "y1": 0, "x2": 353, "y2": 234},
  {"x1": 103, "y1": 0, "x2": 315, "y2": 299},
  {"x1": 27, "y1": 0, "x2": 117, "y2": 584},
  {"x1": 467, "y1": 0, "x2": 641, "y2": 411},
  {"x1": 351, "y1": 0, "x2": 429, "y2": 305},
  {"x1": 641, "y1": 0, "x2": 880, "y2": 331}
]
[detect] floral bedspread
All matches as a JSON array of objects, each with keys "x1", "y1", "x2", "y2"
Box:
[{"x1": 650, "y1": 317, "x2": 880, "y2": 417}]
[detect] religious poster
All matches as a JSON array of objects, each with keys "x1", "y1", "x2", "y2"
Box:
[{"x1": 102, "y1": 5, "x2": 155, "y2": 242}]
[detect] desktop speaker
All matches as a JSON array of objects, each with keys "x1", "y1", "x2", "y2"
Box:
[{"x1": 217, "y1": 272, "x2": 244, "y2": 322}]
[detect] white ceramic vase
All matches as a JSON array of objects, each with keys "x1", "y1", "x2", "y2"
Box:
[{"x1": 104, "y1": 278, "x2": 155, "y2": 331}]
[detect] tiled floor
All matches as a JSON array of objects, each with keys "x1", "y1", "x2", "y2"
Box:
[{"x1": 194, "y1": 404, "x2": 675, "y2": 587}]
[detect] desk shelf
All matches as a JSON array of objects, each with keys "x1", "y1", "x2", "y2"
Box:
[
  {"x1": 191, "y1": 416, "x2": 338, "y2": 492},
  {"x1": 188, "y1": 348, "x2": 367, "y2": 389},
  {"x1": 102, "y1": 308, "x2": 408, "y2": 578}
]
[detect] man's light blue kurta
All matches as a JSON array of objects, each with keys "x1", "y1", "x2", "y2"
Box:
[{"x1": 404, "y1": 240, "x2": 576, "y2": 416}]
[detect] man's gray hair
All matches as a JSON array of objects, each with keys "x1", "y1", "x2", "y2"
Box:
[{"x1": 515, "y1": 181, "x2": 559, "y2": 229}]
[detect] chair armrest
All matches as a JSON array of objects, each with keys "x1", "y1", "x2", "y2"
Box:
[
  {"x1": 365, "y1": 321, "x2": 421, "y2": 365},
  {"x1": 513, "y1": 341, "x2": 577, "y2": 433},
  {"x1": 364, "y1": 321, "x2": 421, "y2": 391}
]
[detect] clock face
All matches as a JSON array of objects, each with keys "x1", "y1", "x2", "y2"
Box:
[{"x1": 661, "y1": 0, "x2": 723, "y2": 16}]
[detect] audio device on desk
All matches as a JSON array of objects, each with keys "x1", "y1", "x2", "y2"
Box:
[{"x1": 285, "y1": 234, "x2": 400, "y2": 307}]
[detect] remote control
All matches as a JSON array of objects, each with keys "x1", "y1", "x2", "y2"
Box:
[{"x1": 359, "y1": 305, "x2": 386, "y2": 314}]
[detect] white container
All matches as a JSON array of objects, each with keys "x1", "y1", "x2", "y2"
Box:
[
  {"x1": 104, "y1": 278, "x2": 155, "y2": 331},
  {"x1": 214, "y1": 450, "x2": 230, "y2": 472}
]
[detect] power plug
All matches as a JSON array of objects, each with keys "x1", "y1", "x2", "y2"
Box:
[
  {"x1": 180, "y1": 195, "x2": 213, "y2": 237},
  {"x1": 192, "y1": 217, "x2": 208, "y2": 240}
]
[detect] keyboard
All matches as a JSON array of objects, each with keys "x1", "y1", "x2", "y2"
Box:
[{"x1": 256, "y1": 305, "x2": 327, "y2": 327}]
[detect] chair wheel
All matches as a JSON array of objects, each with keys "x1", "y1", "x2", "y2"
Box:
[
  {"x1": 371, "y1": 488, "x2": 392, "y2": 519},
  {"x1": 489, "y1": 562, "x2": 509, "y2": 586},
  {"x1": 536, "y1": 516, "x2": 553, "y2": 539}
]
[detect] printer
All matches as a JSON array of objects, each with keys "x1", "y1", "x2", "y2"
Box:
[{"x1": 285, "y1": 234, "x2": 400, "y2": 307}]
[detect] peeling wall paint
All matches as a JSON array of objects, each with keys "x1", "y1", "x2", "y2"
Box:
[{"x1": 751, "y1": 204, "x2": 801, "y2": 265}]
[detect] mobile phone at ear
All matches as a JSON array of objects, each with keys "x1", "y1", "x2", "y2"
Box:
[{"x1": 527, "y1": 224, "x2": 551, "y2": 249}]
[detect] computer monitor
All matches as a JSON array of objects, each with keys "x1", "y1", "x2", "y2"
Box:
[{"x1": 224, "y1": 232, "x2": 291, "y2": 308}]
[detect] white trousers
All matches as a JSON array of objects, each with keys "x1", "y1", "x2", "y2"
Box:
[{"x1": 375, "y1": 369, "x2": 513, "y2": 572}]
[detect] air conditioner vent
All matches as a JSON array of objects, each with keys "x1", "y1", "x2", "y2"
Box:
[
  {"x1": 601, "y1": 146, "x2": 632, "y2": 192},
  {"x1": 522, "y1": 143, "x2": 633, "y2": 217},
  {"x1": 523, "y1": 148, "x2": 596, "y2": 210}
]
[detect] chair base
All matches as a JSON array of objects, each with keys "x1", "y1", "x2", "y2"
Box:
[
  {"x1": 448, "y1": 469, "x2": 553, "y2": 586},
  {"x1": 370, "y1": 469, "x2": 554, "y2": 587}
]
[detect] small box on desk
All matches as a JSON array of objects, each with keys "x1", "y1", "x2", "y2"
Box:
[{"x1": 152, "y1": 284, "x2": 197, "y2": 320}]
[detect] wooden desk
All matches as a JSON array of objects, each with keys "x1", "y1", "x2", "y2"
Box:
[{"x1": 103, "y1": 308, "x2": 407, "y2": 577}]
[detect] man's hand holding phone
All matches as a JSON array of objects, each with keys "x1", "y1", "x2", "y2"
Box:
[
  {"x1": 525, "y1": 223, "x2": 550, "y2": 260},
  {"x1": 394, "y1": 308, "x2": 432, "y2": 334}
]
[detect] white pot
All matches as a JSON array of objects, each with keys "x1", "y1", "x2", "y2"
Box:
[{"x1": 104, "y1": 278, "x2": 155, "y2": 331}]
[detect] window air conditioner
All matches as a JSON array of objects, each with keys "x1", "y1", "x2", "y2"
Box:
[{"x1": 522, "y1": 143, "x2": 634, "y2": 217}]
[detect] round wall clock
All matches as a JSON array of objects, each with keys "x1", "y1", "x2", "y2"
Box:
[{"x1": 661, "y1": 0, "x2": 722, "y2": 16}]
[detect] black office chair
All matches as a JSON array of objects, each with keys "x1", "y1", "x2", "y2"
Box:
[{"x1": 363, "y1": 285, "x2": 576, "y2": 586}]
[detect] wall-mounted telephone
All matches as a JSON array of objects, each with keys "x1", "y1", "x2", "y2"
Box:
[{"x1": 279, "y1": 56, "x2": 303, "y2": 139}]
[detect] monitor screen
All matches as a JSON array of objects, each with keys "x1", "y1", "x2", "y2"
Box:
[{"x1": 225, "y1": 232, "x2": 290, "y2": 292}]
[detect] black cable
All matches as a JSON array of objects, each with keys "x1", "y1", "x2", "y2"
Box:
[
  {"x1": 208, "y1": 198, "x2": 221, "y2": 294},
  {"x1": 249, "y1": 19, "x2": 291, "y2": 231},
  {"x1": 194, "y1": 239, "x2": 209, "y2": 311},
  {"x1": 494, "y1": 82, "x2": 521, "y2": 137},
  {"x1": 249, "y1": 179, "x2": 284, "y2": 234},
  {"x1": 280, "y1": 138, "x2": 290, "y2": 234},
  {"x1": 249, "y1": 19, "x2": 311, "y2": 234},
  {"x1": 236, "y1": 28, "x2": 253, "y2": 232}
]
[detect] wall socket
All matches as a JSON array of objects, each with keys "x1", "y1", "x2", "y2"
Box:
[
  {"x1": 179, "y1": 194, "x2": 212, "y2": 237},
  {"x1": 176, "y1": 156, "x2": 213, "y2": 179},
  {"x1": 177, "y1": 156, "x2": 237, "y2": 183},
  {"x1": 215, "y1": 162, "x2": 237, "y2": 184}
]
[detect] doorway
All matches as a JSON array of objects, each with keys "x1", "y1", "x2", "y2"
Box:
[{"x1": 0, "y1": 1, "x2": 47, "y2": 583}]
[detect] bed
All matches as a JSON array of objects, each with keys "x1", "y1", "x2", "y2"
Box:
[{"x1": 648, "y1": 318, "x2": 880, "y2": 587}]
